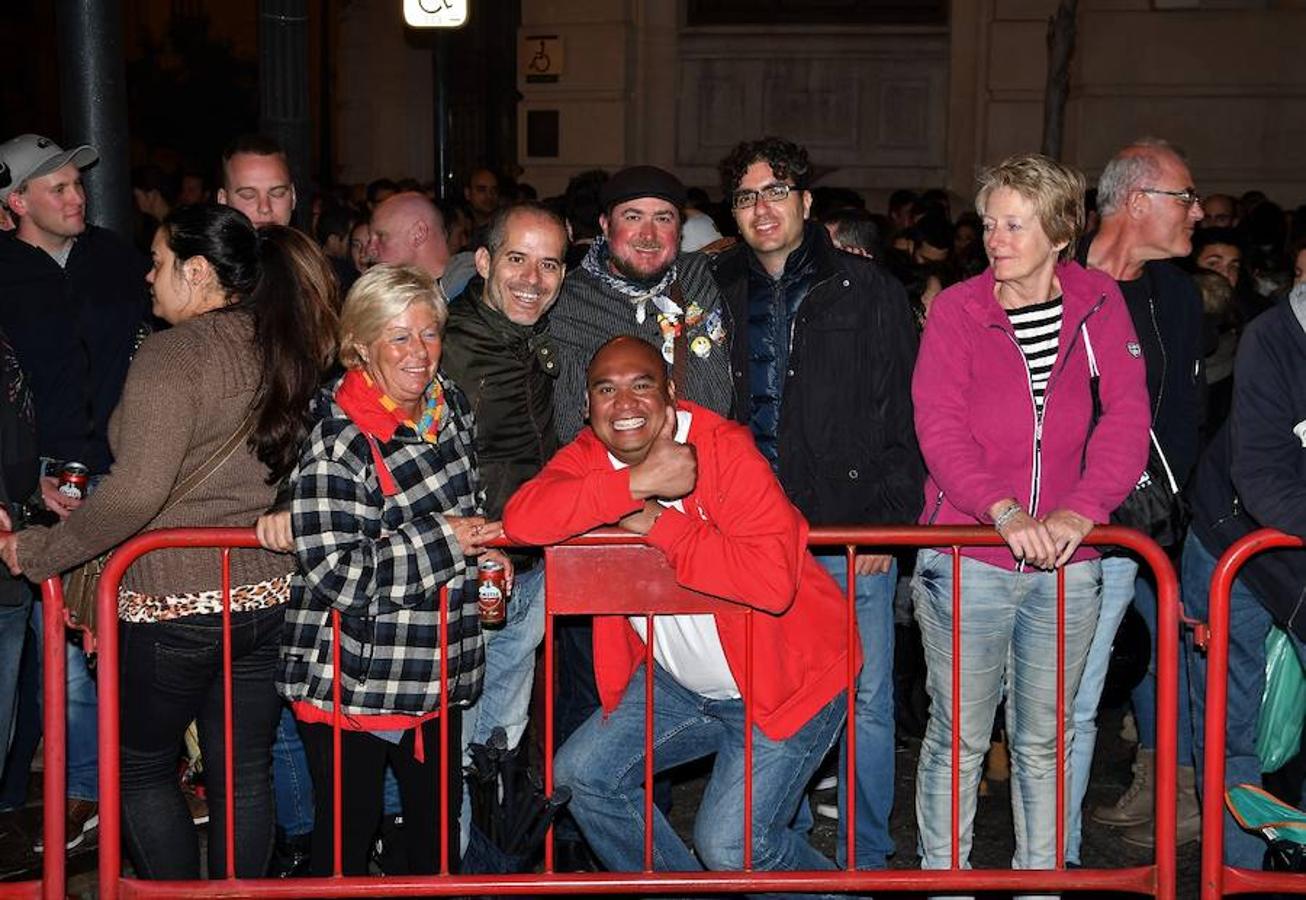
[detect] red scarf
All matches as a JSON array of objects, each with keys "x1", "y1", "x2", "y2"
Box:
[{"x1": 334, "y1": 368, "x2": 444, "y2": 443}]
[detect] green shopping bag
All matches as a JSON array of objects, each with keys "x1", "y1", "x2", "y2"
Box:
[{"x1": 1255, "y1": 626, "x2": 1306, "y2": 773}]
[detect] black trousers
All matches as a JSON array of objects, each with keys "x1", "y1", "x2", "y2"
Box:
[
  {"x1": 299, "y1": 712, "x2": 462, "y2": 876},
  {"x1": 119, "y1": 606, "x2": 285, "y2": 879}
]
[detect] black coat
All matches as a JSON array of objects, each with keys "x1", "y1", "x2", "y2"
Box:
[
  {"x1": 1076, "y1": 240, "x2": 1205, "y2": 486},
  {"x1": 1189, "y1": 299, "x2": 1306, "y2": 641},
  {"x1": 0, "y1": 227, "x2": 149, "y2": 474},
  {"x1": 440, "y1": 278, "x2": 559, "y2": 519},
  {"x1": 710, "y1": 226, "x2": 924, "y2": 527}
]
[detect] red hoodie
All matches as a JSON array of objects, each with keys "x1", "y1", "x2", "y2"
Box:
[{"x1": 504, "y1": 401, "x2": 859, "y2": 741}]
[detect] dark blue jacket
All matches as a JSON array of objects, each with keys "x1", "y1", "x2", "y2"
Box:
[
  {"x1": 0, "y1": 227, "x2": 149, "y2": 474},
  {"x1": 1189, "y1": 299, "x2": 1306, "y2": 639},
  {"x1": 1076, "y1": 239, "x2": 1205, "y2": 487},
  {"x1": 712, "y1": 224, "x2": 924, "y2": 527}
]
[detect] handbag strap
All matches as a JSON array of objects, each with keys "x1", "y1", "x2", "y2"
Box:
[
  {"x1": 157, "y1": 410, "x2": 257, "y2": 519},
  {"x1": 1081, "y1": 323, "x2": 1181, "y2": 494}
]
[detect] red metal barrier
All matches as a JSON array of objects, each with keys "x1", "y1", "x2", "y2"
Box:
[
  {"x1": 1199, "y1": 527, "x2": 1306, "y2": 898},
  {"x1": 70, "y1": 523, "x2": 1177, "y2": 898},
  {"x1": 0, "y1": 573, "x2": 72, "y2": 899}
]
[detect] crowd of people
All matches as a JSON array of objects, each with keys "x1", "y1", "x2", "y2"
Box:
[{"x1": 0, "y1": 122, "x2": 1303, "y2": 890}]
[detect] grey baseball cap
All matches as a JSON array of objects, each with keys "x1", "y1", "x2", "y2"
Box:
[{"x1": 0, "y1": 134, "x2": 98, "y2": 203}]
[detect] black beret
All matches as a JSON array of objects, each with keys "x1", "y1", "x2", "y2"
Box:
[{"x1": 599, "y1": 165, "x2": 687, "y2": 211}]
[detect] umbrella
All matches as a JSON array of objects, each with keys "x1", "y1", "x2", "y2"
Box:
[{"x1": 463, "y1": 726, "x2": 571, "y2": 875}]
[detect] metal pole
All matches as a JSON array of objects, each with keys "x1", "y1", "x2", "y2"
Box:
[
  {"x1": 259, "y1": 0, "x2": 312, "y2": 227},
  {"x1": 434, "y1": 33, "x2": 450, "y2": 200},
  {"x1": 55, "y1": 0, "x2": 133, "y2": 241}
]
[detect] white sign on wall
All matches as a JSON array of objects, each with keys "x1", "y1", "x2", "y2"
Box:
[{"x1": 403, "y1": 0, "x2": 468, "y2": 28}]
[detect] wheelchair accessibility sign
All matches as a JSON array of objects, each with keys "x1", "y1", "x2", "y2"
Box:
[{"x1": 522, "y1": 34, "x2": 564, "y2": 83}]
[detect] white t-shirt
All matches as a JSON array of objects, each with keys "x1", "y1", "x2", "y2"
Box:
[{"x1": 608, "y1": 409, "x2": 741, "y2": 700}]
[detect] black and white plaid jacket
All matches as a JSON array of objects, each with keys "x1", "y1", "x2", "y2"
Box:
[{"x1": 277, "y1": 373, "x2": 485, "y2": 717}]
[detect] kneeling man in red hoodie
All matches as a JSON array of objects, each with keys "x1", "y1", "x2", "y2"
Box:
[{"x1": 504, "y1": 335, "x2": 858, "y2": 878}]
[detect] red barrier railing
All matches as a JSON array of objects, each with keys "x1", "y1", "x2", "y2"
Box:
[
  {"x1": 48, "y1": 523, "x2": 1178, "y2": 897},
  {"x1": 0, "y1": 581, "x2": 71, "y2": 900},
  {"x1": 1199, "y1": 527, "x2": 1306, "y2": 898}
]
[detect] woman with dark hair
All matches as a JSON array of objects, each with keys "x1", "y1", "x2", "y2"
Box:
[{"x1": 0, "y1": 203, "x2": 338, "y2": 879}]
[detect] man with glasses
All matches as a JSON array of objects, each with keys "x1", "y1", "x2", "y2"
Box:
[
  {"x1": 709, "y1": 137, "x2": 924, "y2": 871},
  {"x1": 1068, "y1": 138, "x2": 1207, "y2": 859}
]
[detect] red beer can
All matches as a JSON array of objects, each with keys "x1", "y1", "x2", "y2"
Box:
[
  {"x1": 57, "y1": 463, "x2": 90, "y2": 501},
  {"x1": 477, "y1": 560, "x2": 508, "y2": 628}
]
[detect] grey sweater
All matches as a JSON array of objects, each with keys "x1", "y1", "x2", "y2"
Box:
[{"x1": 547, "y1": 251, "x2": 736, "y2": 443}]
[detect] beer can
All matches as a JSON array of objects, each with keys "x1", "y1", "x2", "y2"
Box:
[
  {"x1": 57, "y1": 463, "x2": 90, "y2": 501},
  {"x1": 477, "y1": 560, "x2": 508, "y2": 628}
]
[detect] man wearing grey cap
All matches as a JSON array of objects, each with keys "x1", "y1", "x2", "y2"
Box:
[{"x1": 0, "y1": 133, "x2": 151, "y2": 851}]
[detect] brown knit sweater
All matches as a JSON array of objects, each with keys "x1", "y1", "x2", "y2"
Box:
[{"x1": 17, "y1": 309, "x2": 292, "y2": 596}]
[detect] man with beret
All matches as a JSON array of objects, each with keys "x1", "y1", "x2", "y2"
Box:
[
  {"x1": 548, "y1": 164, "x2": 734, "y2": 445},
  {"x1": 544, "y1": 164, "x2": 735, "y2": 869},
  {"x1": 710, "y1": 136, "x2": 923, "y2": 871},
  {"x1": 0, "y1": 132, "x2": 152, "y2": 851}
]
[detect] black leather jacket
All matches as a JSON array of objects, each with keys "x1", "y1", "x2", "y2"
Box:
[{"x1": 710, "y1": 225, "x2": 924, "y2": 527}]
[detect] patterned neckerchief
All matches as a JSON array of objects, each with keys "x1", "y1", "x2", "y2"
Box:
[
  {"x1": 580, "y1": 236, "x2": 680, "y2": 326},
  {"x1": 358, "y1": 369, "x2": 446, "y2": 443}
]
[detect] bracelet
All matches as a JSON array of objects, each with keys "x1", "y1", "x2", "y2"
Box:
[{"x1": 993, "y1": 504, "x2": 1022, "y2": 532}]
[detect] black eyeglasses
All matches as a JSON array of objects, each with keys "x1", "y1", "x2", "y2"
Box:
[
  {"x1": 731, "y1": 183, "x2": 795, "y2": 210},
  {"x1": 1139, "y1": 187, "x2": 1201, "y2": 207}
]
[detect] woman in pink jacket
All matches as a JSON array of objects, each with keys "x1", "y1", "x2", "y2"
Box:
[{"x1": 909, "y1": 154, "x2": 1150, "y2": 878}]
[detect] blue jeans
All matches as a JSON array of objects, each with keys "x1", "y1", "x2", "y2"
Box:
[
  {"x1": 913, "y1": 550, "x2": 1100, "y2": 874},
  {"x1": 463, "y1": 561, "x2": 545, "y2": 750},
  {"x1": 272, "y1": 707, "x2": 314, "y2": 837},
  {"x1": 460, "y1": 561, "x2": 545, "y2": 854},
  {"x1": 30, "y1": 600, "x2": 97, "y2": 801},
  {"x1": 1066, "y1": 554, "x2": 1138, "y2": 864},
  {"x1": 816, "y1": 554, "x2": 896, "y2": 869},
  {"x1": 1181, "y1": 531, "x2": 1296, "y2": 869},
  {"x1": 1129, "y1": 566, "x2": 1194, "y2": 765},
  {"x1": 0, "y1": 585, "x2": 33, "y2": 781},
  {"x1": 555, "y1": 662, "x2": 844, "y2": 883}
]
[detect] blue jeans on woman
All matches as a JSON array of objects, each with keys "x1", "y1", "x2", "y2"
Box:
[
  {"x1": 912, "y1": 549, "x2": 1101, "y2": 879},
  {"x1": 119, "y1": 605, "x2": 284, "y2": 879},
  {"x1": 555, "y1": 662, "x2": 844, "y2": 884},
  {"x1": 1065, "y1": 554, "x2": 1138, "y2": 863}
]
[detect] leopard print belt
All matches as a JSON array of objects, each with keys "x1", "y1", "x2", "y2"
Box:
[{"x1": 118, "y1": 574, "x2": 291, "y2": 624}]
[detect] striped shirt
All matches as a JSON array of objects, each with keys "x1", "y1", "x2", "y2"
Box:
[{"x1": 1006, "y1": 297, "x2": 1063, "y2": 413}]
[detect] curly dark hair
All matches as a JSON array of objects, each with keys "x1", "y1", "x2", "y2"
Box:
[{"x1": 718, "y1": 137, "x2": 811, "y2": 197}]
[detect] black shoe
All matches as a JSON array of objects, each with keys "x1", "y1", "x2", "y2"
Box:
[
  {"x1": 269, "y1": 829, "x2": 312, "y2": 878},
  {"x1": 553, "y1": 836, "x2": 600, "y2": 873}
]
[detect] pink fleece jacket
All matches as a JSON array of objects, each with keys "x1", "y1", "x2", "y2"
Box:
[{"x1": 911, "y1": 261, "x2": 1151, "y2": 568}]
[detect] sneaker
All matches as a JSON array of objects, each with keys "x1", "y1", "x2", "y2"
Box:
[{"x1": 34, "y1": 799, "x2": 98, "y2": 852}]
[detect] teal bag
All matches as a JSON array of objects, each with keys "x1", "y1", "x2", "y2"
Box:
[
  {"x1": 1226, "y1": 783, "x2": 1306, "y2": 870},
  {"x1": 1255, "y1": 626, "x2": 1306, "y2": 773}
]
